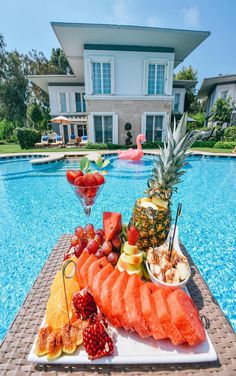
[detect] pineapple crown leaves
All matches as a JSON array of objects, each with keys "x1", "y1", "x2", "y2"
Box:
[{"x1": 147, "y1": 113, "x2": 199, "y2": 197}]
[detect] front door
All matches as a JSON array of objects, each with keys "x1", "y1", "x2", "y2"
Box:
[{"x1": 63, "y1": 125, "x2": 69, "y2": 144}]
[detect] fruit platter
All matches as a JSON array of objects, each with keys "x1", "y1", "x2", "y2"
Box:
[{"x1": 28, "y1": 116, "x2": 217, "y2": 365}]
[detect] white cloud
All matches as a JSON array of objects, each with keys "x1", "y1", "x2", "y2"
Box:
[
  {"x1": 181, "y1": 5, "x2": 200, "y2": 28},
  {"x1": 107, "y1": 0, "x2": 133, "y2": 24},
  {"x1": 146, "y1": 16, "x2": 164, "y2": 28}
]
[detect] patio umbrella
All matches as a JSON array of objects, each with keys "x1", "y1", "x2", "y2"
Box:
[{"x1": 51, "y1": 115, "x2": 71, "y2": 124}]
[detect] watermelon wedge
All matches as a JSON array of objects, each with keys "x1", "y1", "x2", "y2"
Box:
[
  {"x1": 103, "y1": 212, "x2": 122, "y2": 241},
  {"x1": 91, "y1": 263, "x2": 114, "y2": 306},
  {"x1": 75, "y1": 251, "x2": 90, "y2": 287},
  {"x1": 153, "y1": 288, "x2": 185, "y2": 345},
  {"x1": 99, "y1": 269, "x2": 121, "y2": 327},
  {"x1": 123, "y1": 274, "x2": 151, "y2": 338},
  {"x1": 111, "y1": 271, "x2": 129, "y2": 329},
  {"x1": 140, "y1": 282, "x2": 167, "y2": 340},
  {"x1": 87, "y1": 257, "x2": 109, "y2": 290},
  {"x1": 79, "y1": 254, "x2": 97, "y2": 288},
  {"x1": 167, "y1": 289, "x2": 206, "y2": 346}
]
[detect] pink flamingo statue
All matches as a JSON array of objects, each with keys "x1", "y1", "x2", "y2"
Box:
[{"x1": 118, "y1": 134, "x2": 146, "y2": 161}]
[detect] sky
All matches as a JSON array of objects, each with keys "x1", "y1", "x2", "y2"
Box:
[{"x1": 1, "y1": 0, "x2": 236, "y2": 86}]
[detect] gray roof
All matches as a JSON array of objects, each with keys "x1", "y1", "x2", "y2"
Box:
[
  {"x1": 198, "y1": 74, "x2": 236, "y2": 98},
  {"x1": 173, "y1": 80, "x2": 197, "y2": 89}
]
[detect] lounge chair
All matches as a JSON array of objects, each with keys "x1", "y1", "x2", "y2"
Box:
[
  {"x1": 67, "y1": 133, "x2": 77, "y2": 147},
  {"x1": 51, "y1": 135, "x2": 63, "y2": 147},
  {"x1": 35, "y1": 135, "x2": 49, "y2": 148}
]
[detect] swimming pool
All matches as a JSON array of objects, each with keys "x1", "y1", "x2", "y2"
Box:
[{"x1": 0, "y1": 155, "x2": 235, "y2": 340}]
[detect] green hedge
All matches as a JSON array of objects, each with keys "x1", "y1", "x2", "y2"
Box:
[
  {"x1": 16, "y1": 128, "x2": 41, "y2": 149},
  {"x1": 214, "y1": 141, "x2": 236, "y2": 149},
  {"x1": 142, "y1": 141, "x2": 164, "y2": 149},
  {"x1": 86, "y1": 142, "x2": 108, "y2": 150},
  {"x1": 191, "y1": 140, "x2": 216, "y2": 148},
  {"x1": 223, "y1": 126, "x2": 236, "y2": 141}
]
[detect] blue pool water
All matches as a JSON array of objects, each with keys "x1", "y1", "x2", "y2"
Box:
[{"x1": 0, "y1": 155, "x2": 235, "y2": 340}]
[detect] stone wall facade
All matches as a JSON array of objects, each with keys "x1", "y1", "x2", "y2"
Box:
[{"x1": 86, "y1": 99, "x2": 172, "y2": 145}]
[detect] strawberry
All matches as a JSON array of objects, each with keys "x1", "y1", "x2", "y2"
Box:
[
  {"x1": 94, "y1": 172, "x2": 105, "y2": 185},
  {"x1": 66, "y1": 170, "x2": 78, "y2": 184},
  {"x1": 74, "y1": 176, "x2": 84, "y2": 186},
  {"x1": 76, "y1": 170, "x2": 83, "y2": 177},
  {"x1": 83, "y1": 173, "x2": 97, "y2": 187},
  {"x1": 127, "y1": 226, "x2": 139, "y2": 245}
]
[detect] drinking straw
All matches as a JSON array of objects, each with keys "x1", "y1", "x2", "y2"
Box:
[{"x1": 168, "y1": 203, "x2": 182, "y2": 254}]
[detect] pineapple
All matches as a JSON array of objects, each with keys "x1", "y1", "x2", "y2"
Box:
[{"x1": 132, "y1": 113, "x2": 198, "y2": 251}]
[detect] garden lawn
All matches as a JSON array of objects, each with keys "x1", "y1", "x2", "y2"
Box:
[{"x1": 0, "y1": 144, "x2": 234, "y2": 155}]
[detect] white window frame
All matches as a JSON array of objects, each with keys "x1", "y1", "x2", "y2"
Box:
[
  {"x1": 221, "y1": 90, "x2": 228, "y2": 100},
  {"x1": 74, "y1": 92, "x2": 86, "y2": 113},
  {"x1": 141, "y1": 112, "x2": 168, "y2": 142},
  {"x1": 57, "y1": 91, "x2": 69, "y2": 113},
  {"x1": 88, "y1": 112, "x2": 118, "y2": 144},
  {"x1": 173, "y1": 93, "x2": 181, "y2": 112},
  {"x1": 143, "y1": 58, "x2": 173, "y2": 96},
  {"x1": 85, "y1": 56, "x2": 115, "y2": 95}
]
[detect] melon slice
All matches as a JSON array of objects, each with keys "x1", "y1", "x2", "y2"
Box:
[
  {"x1": 153, "y1": 288, "x2": 185, "y2": 345},
  {"x1": 79, "y1": 254, "x2": 97, "y2": 288},
  {"x1": 167, "y1": 289, "x2": 206, "y2": 346},
  {"x1": 111, "y1": 271, "x2": 129, "y2": 329},
  {"x1": 91, "y1": 263, "x2": 114, "y2": 307},
  {"x1": 103, "y1": 212, "x2": 122, "y2": 241},
  {"x1": 75, "y1": 251, "x2": 90, "y2": 287},
  {"x1": 123, "y1": 274, "x2": 151, "y2": 338},
  {"x1": 100, "y1": 269, "x2": 121, "y2": 327},
  {"x1": 140, "y1": 282, "x2": 167, "y2": 340},
  {"x1": 87, "y1": 257, "x2": 109, "y2": 290}
]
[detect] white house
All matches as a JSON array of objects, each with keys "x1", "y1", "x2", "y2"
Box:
[
  {"x1": 29, "y1": 23, "x2": 209, "y2": 144},
  {"x1": 198, "y1": 74, "x2": 236, "y2": 116}
]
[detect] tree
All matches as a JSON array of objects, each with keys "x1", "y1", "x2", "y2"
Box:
[
  {"x1": 175, "y1": 65, "x2": 198, "y2": 112},
  {"x1": 210, "y1": 97, "x2": 235, "y2": 125},
  {"x1": 27, "y1": 103, "x2": 43, "y2": 128},
  {"x1": 49, "y1": 48, "x2": 72, "y2": 74}
]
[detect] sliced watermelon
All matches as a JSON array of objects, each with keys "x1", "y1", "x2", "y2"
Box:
[
  {"x1": 153, "y1": 288, "x2": 185, "y2": 345},
  {"x1": 99, "y1": 269, "x2": 121, "y2": 327},
  {"x1": 123, "y1": 274, "x2": 151, "y2": 338},
  {"x1": 79, "y1": 254, "x2": 97, "y2": 288},
  {"x1": 111, "y1": 271, "x2": 129, "y2": 329},
  {"x1": 103, "y1": 212, "x2": 122, "y2": 241},
  {"x1": 140, "y1": 282, "x2": 167, "y2": 340},
  {"x1": 75, "y1": 251, "x2": 90, "y2": 287},
  {"x1": 91, "y1": 263, "x2": 114, "y2": 307},
  {"x1": 167, "y1": 289, "x2": 206, "y2": 346},
  {"x1": 87, "y1": 257, "x2": 109, "y2": 290}
]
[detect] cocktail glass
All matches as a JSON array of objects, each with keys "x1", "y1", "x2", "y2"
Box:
[{"x1": 71, "y1": 181, "x2": 105, "y2": 217}]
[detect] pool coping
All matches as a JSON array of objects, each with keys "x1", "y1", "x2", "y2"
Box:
[
  {"x1": 0, "y1": 234, "x2": 235, "y2": 375},
  {"x1": 0, "y1": 149, "x2": 235, "y2": 165}
]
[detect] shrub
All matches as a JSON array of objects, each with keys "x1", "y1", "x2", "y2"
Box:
[
  {"x1": 214, "y1": 141, "x2": 236, "y2": 149},
  {"x1": 142, "y1": 141, "x2": 164, "y2": 149},
  {"x1": 16, "y1": 127, "x2": 41, "y2": 149},
  {"x1": 191, "y1": 141, "x2": 216, "y2": 148},
  {"x1": 188, "y1": 112, "x2": 205, "y2": 129},
  {"x1": 223, "y1": 126, "x2": 236, "y2": 141},
  {"x1": 86, "y1": 142, "x2": 108, "y2": 150},
  {"x1": 0, "y1": 119, "x2": 15, "y2": 141}
]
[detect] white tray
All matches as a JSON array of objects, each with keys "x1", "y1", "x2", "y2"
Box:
[{"x1": 28, "y1": 318, "x2": 217, "y2": 365}]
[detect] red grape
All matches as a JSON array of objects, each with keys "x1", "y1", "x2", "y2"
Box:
[
  {"x1": 95, "y1": 228, "x2": 105, "y2": 237},
  {"x1": 112, "y1": 235, "x2": 122, "y2": 250},
  {"x1": 101, "y1": 241, "x2": 112, "y2": 255},
  {"x1": 70, "y1": 235, "x2": 79, "y2": 246},
  {"x1": 94, "y1": 233, "x2": 104, "y2": 246},
  {"x1": 87, "y1": 239, "x2": 99, "y2": 254},
  {"x1": 95, "y1": 249, "x2": 104, "y2": 259},
  {"x1": 75, "y1": 226, "x2": 84, "y2": 238},
  {"x1": 107, "y1": 252, "x2": 119, "y2": 265},
  {"x1": 85, "y1": 223, "x2": 95, "y2": 239}
]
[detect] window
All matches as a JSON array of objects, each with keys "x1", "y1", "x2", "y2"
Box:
[
  {"x1": 221, "y1": 90, "x2": 228, "y2": 100},
  {"x1": 92, "y1": 62, "x2": 111, "y2": 94},
  {"x1": 146, "y1": 115, "x2": 163, "y2": 141},
  {"x1": 94, "y1": 116, "x2": 113, "y2": 143},
  {"x1": 59, "y1": 93, "x2": 67, "y2": 112},
  {"x1": 75, "y1": 93, "x2": 86, "y2": 112},
  {"x1": 77, "y1": 124, "x2": 87, "y2": 137},
  {"x1": 148, "y1": 64, "x2": 165, "y2": 95},
  {"x1": 174, "y1": 93, "x2": 181, "y2": 112}
]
